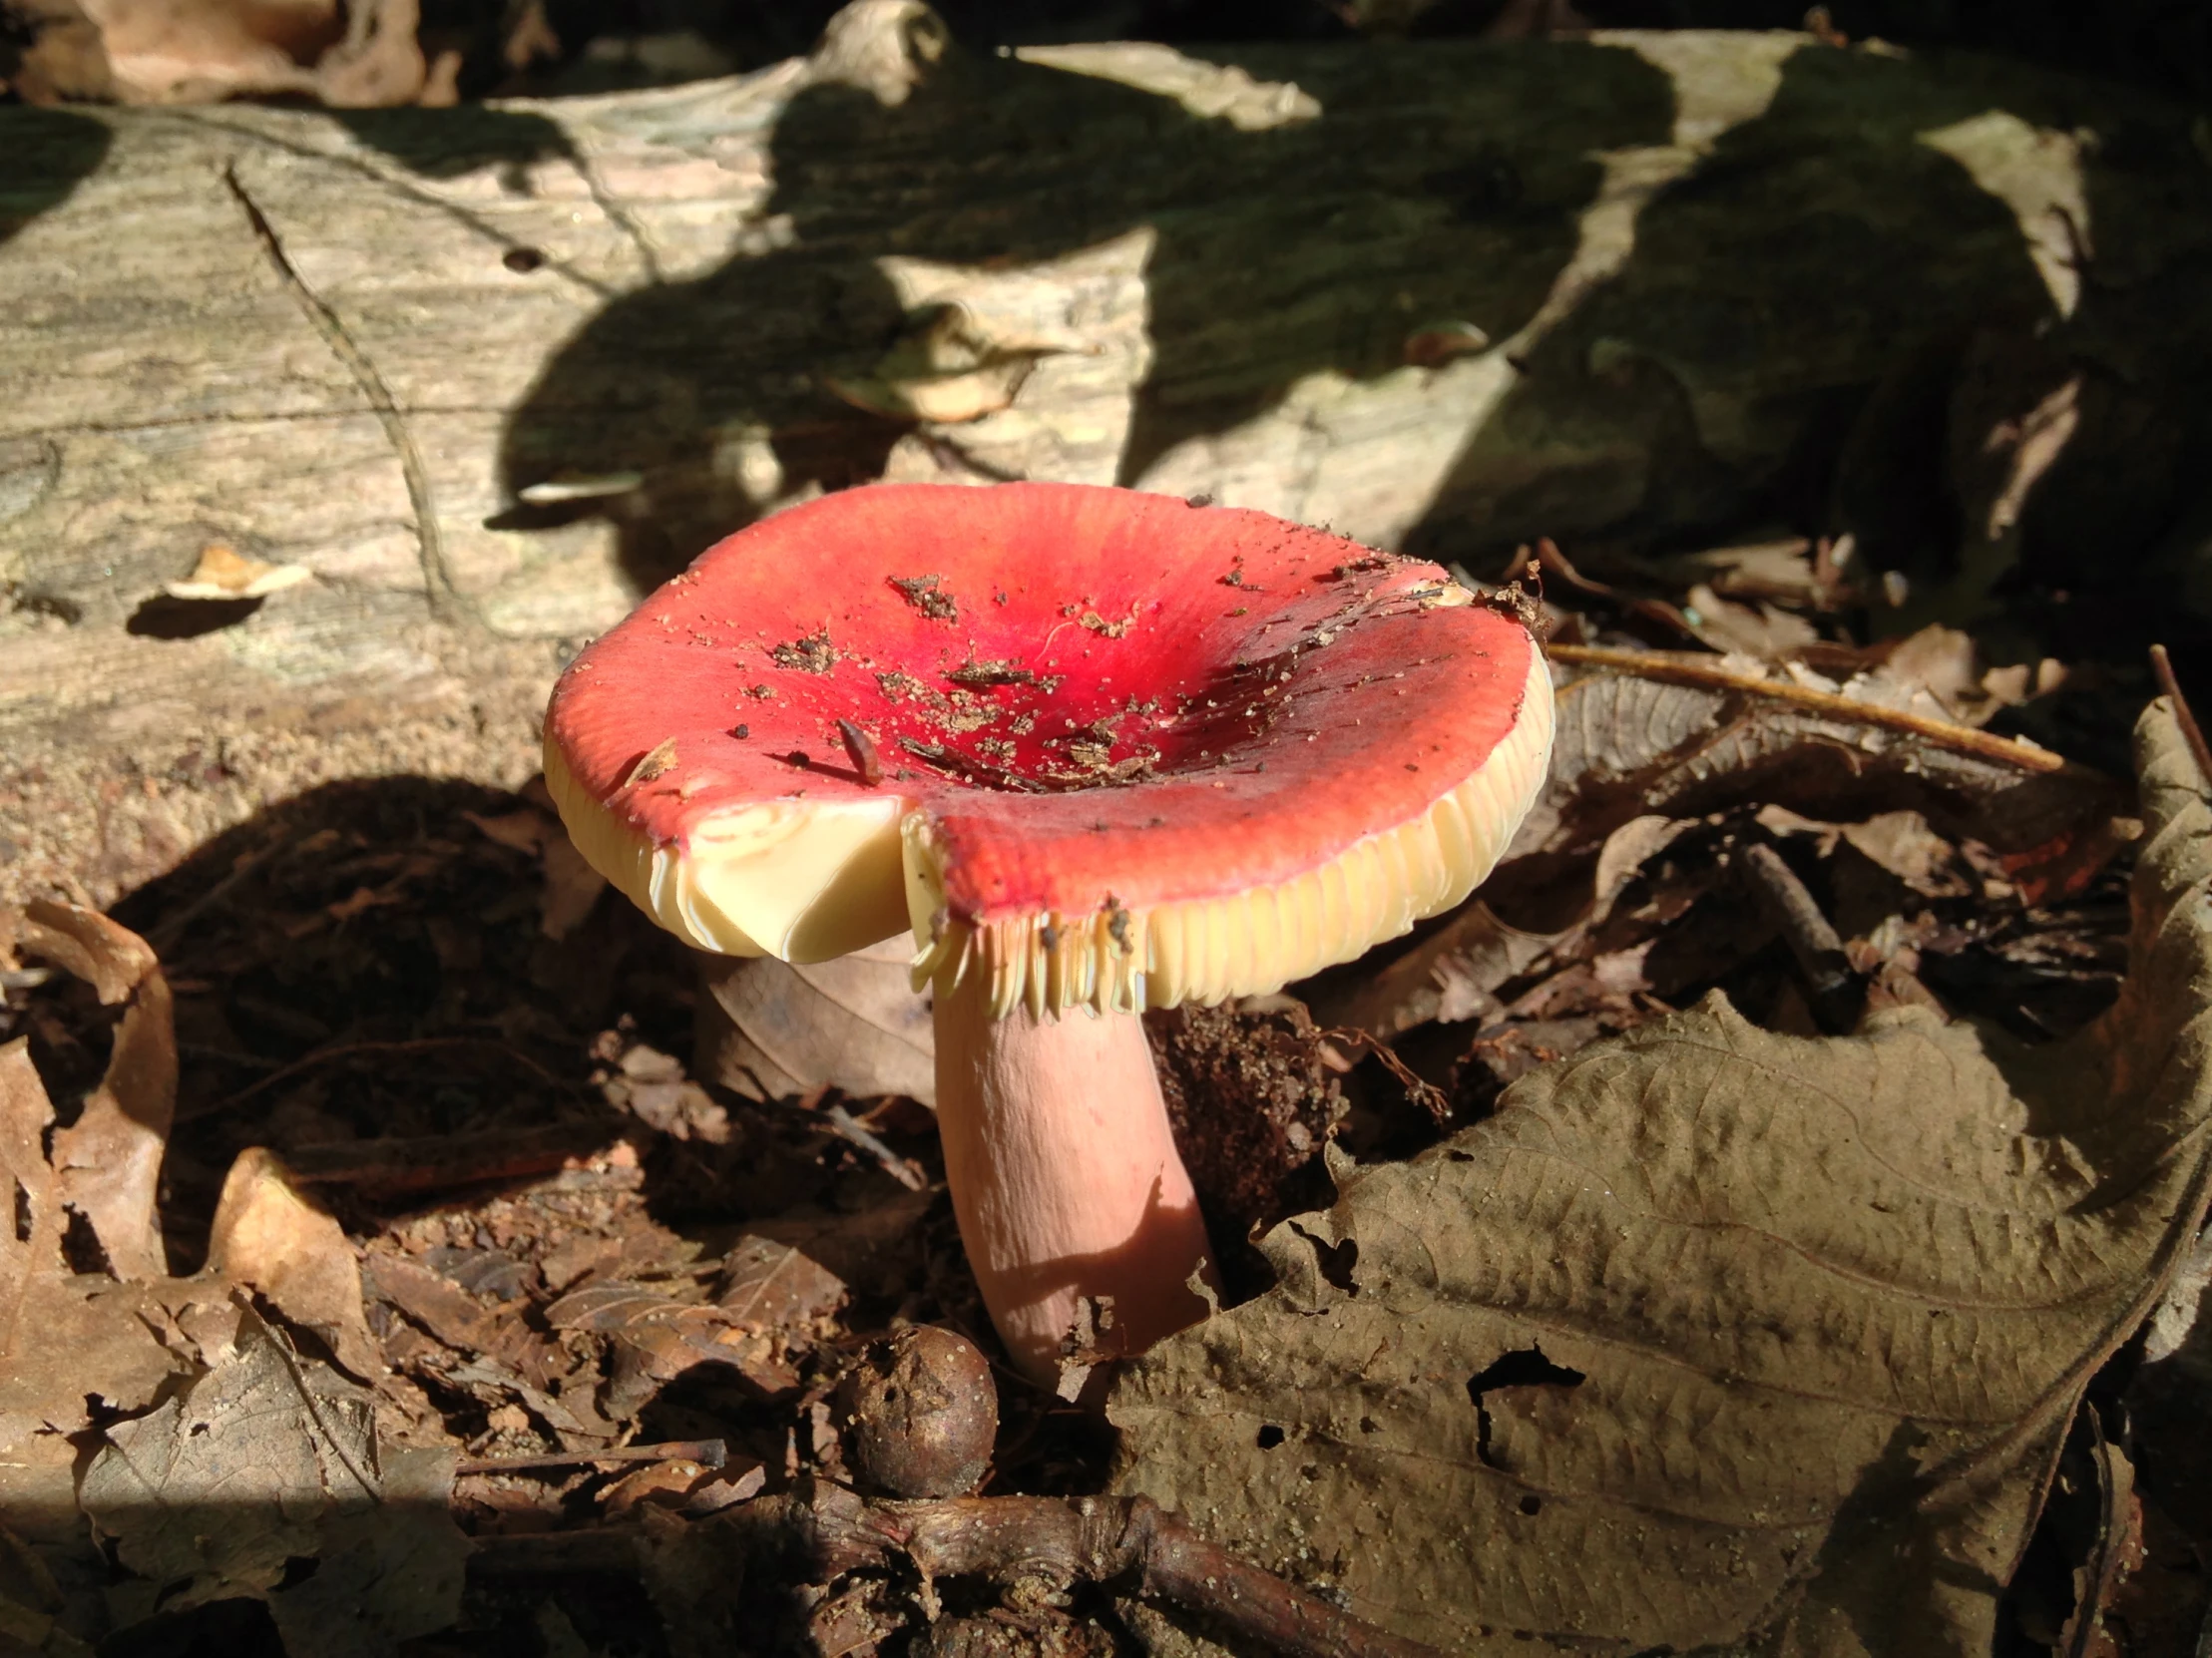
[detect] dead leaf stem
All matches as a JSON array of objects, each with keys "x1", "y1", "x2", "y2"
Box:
[
  {"x1": 1739, "y1": 843, "x2": 1858, "y2": 1034},
  {"x1": 2150, "y1": 644, "x2": 2212, "y2": 790},
  {"x1": 457, "y1": 1440, "x2": 729, "y2": 1475},
  {"x1": 795, "y1": 1484, "x2": 1450, "y2": 1658},
  {"x1": 1547, "y1": 643, "x2": 2069, "y2": 774}
]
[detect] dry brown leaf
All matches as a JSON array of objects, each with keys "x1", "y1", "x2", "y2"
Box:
[
  {"x1": 548, "y1": 1237, "x2": 844, "y2": 1413},
  {"x1": 1680, "y1": 582, "x2": 1819, "y2": 657},
  {"x1": 696, "y1": 938, "x2": 935, "y2": 1106},
  {"x1": 0, "y1": 1039, "x2": 66, "y2": 1359},
  {"x1": 1510, "y1": 660, "x2": 2121, "y2": 906},
  {"x1": 601, "y1": 1043, "x2": 729, "y2": 1142},
  {"x1": 540, "y1": 833, "x2": 609, "y2": 940},
  {"x1": 749, "y1": 1186, "x2": 936, "y2": 1297},
  {"x1": 205, "y1": 1146, "x2": 384, "y2": 1384},
  {"x1": 12, "y1": 901, "x2": 174, "y2": 1281},
  {"x1": 1, "y1": 1034, "x2": 195, "y2": 1554},
  {"x1": 0, "y1": 0, "x2": 117, "y2": 101},
  {"x1": 1330, "y1": 815, "x2": 1687, "y2": 1036},
  {"x1": 463, "y1": 804, "x2": 608, "y2": 940},
  {"x1": 1856, "y1": 624, "x2": 2049, "y2": 729},
  {"x1": 1111, "y1": 697, "x2": 2212, "y2": 1657},
  {"x1": 163, "y1": 542, "x2": 311, "y2": 602},
  {"x1": 717, "y1": 1233, "x2": 847, "y2": 1331},
  {"x1": 362, "y1": 1249, "x2": 515, "y2": 1357},
  {"x1": 80, "y1": 1307, "x2": 468, "y2": 1655}
]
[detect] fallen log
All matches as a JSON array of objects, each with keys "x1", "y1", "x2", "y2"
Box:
[{"x1": 5, "y1": 4, "x2": 2208, "y2": 904}]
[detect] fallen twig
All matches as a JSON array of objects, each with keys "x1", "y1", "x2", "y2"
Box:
[
  {"x1": 1318, "y1": 1027, "x2": 1449, "y2": 1122},
  {"x1": 464, "y1": 1485, "x2": 1445, "y2": 1657},
  {"x1": 800, "y1": 1484, "x2": 1445, "y2": 1658},
  {"x1": 2150, "y1": 644, "x2": 2212, "y2": 790},
  {"x1": 459, "y1": 1439, "x2": 728, "y2": 1475},
  {"x1": 279, "y1": 1120, "x2": 629, "y2": 1194},
  {"x1": 1547, "y1": 642, "x2": 2070, "y2": 774},
  {"x1": 1741, "y1": 843, "x2": 1859, "y2": 1034},
  {"x1": 822, "y1": 1100, "x2": 930, "y2": 1191}
]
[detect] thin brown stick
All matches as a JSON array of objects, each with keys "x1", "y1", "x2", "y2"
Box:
[
  {"x1": 459, "y1": 1440, "x2": 729, "y2": 1475},
  {"x1": 279, "y1": 1120, "x2": 625, "y2": 1194},
  {"x1": 801, "y1": 1485, "x2": 1449, "y2": 1658},
  {"x1": 1741, "y1": 843, "x2": 1858, "y2": 1035},
  {"x1": 185, "y1": 1036, "x2": 585, "y2": 1120},
  {"x1": 2150, "y1": 644, "x2": 2212, "y2": 790},
  {"x1": 1547, "y1": 642, "x2": 2069, "y2": 774},
  {"x1": 1319, "y1": 1027, "x2": 1449, "y2": 1122},
  {"x1": 465, "y1": 1485, "x2": 1448, "y2": 1658},
  {"x1": 821, "y1": 1100, "x2": 929, "y2": 1191}
]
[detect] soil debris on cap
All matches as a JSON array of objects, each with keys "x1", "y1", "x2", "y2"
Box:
[
  {"x1": 889, "y1": 574, "x2": 959, "y2": 621},
  {"x1": 622, "y1": 738, "x2": 677, "y2": 787},
  {"x1": 947, "y1": 657, "x2": 1041, "y2": 687},
  {"x1": 771, "y1": 627, "x2": 837, "y2": 672}
]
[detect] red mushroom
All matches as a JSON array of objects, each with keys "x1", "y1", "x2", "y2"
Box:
[{"x1": 545, "y1": 482, "x2": 1552, "y2": 1383}]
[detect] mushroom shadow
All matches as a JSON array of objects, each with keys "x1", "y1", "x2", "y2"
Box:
[
  {"x1": 125, "y1": 594, "x2": 267, "y2": 638},
  {"x1": 0, "y1": 106, "x2": 113, "y2": 246},
  {"x1": 324, "y1": 104, "x2": 581, "y2": 185},
  {"x1": 1397, "y1": 39, "x2": 2212, "y2": 663},
  {"x1": 495, "y1": 32, "x2": 1676, "y2": 594}
]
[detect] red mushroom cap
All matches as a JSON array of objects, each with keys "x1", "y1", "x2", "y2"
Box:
[{"x1": 545, "y1": 482, "x2": 1551, "y2": 1014}]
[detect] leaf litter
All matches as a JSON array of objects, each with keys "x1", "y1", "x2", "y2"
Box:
[
  {"x1": 0, "y1": 577, "x2": 2197, "y2": 1654},
  {"x1": 1108, "y1": 699, "x2": 2210, "y2": 1655}
]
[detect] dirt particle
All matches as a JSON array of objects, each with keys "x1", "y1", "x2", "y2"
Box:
[
  {"x1": 623, "y1": 738, "x2": 677, "y2": 787},
  {"x1": 948, "y1": 658, "x2": 1037, "y2": 688},
  {"x1": 771, "y1": 628, "x2": 836, "y2": 673},
  {"x1": 890, "y1": 575, "x2": 958, "y2": 622}
]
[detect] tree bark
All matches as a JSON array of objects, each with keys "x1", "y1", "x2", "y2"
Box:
[{"x1": 4, "y1": 8, "x2": 2208, "y2": 905}]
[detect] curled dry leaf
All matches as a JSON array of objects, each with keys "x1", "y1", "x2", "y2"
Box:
[
  {"x1": 205, "y1": 1146, "x2": 384, "y2": 1384},
  {"x1": 462, "y1": 801, "x2": 608, "y2": 941},
  {"x1": 1328, "y1": 814, "x2": 1687, "y2": 1036},
  {"x1": 695, "y1": 937, "x2": 935, "y2": 1106},
  {"x1": 8, "y1": 901, "x2": 174, "y2": 1281},
  {"x1": 1511, "y1": 660, "x2": 2124, "y2": 904},
  {"x1": 547, "y1": 1236, "x2": 845, "y2": 1415},
  {"x1": 1110, "y1": 699, "x2": 2212, "y2": 1657},
  {"x1": 81, "y1": 1308, "x2": 468, "y2": 1657},
  {"x1": 0, "y1": 1030, "x2": 202, "y2": 1554}
]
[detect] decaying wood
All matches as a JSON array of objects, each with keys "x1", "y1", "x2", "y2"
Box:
[
  {"x1": 475, "y1": 1481, "x2": 1450, "y2": 1658},
  {"x1": 6, "y1": 4, "x2": 2211, "y2": 906}
]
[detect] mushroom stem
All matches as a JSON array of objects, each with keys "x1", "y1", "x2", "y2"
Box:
[{"x1": 931, "y1": 969, "x2": 1215, "y2": 1386}]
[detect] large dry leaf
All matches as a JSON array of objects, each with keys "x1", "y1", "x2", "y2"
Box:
[
  {"x1": 81, "y1": 1309, "x2": 468, "y2": 1656},
  {"x1": 695, "y1": 938, "x2": 936, "y2": 1106},
  {"x1": 1110, "y1": 699, "x2": 2212, "y2": 1656},
  {"x1": 11, "y1": 901, "x2": 175, "y2": 1281},
  {"x1": 1509, "y1": 664, "x2": 2121, "y2": 883},
  {"x1": 0, "y1": 1038, "x2": 66, "y2": 1357},
  {"x1": 205, "y1": 1147, "x2": 384, "y2": 1385},
  {"x1": 0, "y1": 1035, "x2": 187, "y2": 1548},
  {"x1": 547, "y1": 1236, "x2": 846, "y2": 1414}
]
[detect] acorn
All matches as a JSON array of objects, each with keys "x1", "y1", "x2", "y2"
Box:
[{"x1": 840, "y1": 1326, "x2": 998, "y2": 1498}]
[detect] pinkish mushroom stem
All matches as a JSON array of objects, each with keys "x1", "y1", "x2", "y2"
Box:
[{"x1": 931, "y1": 967, "x2": 1214, "y2": 1387}]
